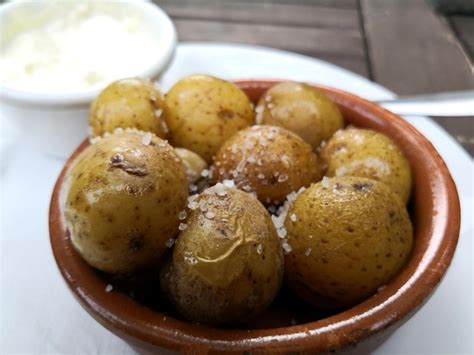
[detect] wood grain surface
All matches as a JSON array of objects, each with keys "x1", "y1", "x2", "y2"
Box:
[{"x1": 155, "y1": 0, "x2": 473, "y2": 155}]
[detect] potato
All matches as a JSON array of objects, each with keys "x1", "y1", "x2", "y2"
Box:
[
  {"x1": 89, "y1": 78, "x2": 167, "y2": 138},
  {"x1": 164, "y1": 75, "x2": 254, "y2": 163},
  {"x1": 321, "y1": 127, "x2": 412, "y2": 204},
  {"x1": 174, "y1": 148, "x2": 208, "y2": 184},
  {"x1": 63, "y1": 130, "x2": 188, "y2": 273},
  {"x1": 160, "y1": 185, "x2": 284, "y2": 325},
  {"x1": 255, "y1": 82, "x2": 344, "y2": 150},
  {"x1": 212, "y1": 125, "x2": 322, "y2": 204},
  {"x1": 283, "y1": 176, "x2": 413, "y2": 309}
]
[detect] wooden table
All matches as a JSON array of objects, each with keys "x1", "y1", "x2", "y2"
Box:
[{"x1": 155, "y1": 0, "x2": 474, "y2": 156}]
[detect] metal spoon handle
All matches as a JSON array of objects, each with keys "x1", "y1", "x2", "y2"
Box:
[{"x1": 376, "y1": 90, "x2": 474, "y2": 117}]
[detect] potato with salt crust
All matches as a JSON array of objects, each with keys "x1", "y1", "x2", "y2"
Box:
[
  {"x1": 174, "y1": 148, "x2": 208, "y2": 184},
  {"x1": 320, "y1": 127, "x2": 412, "y2": 204},
  {"x1": 160, "y1": 185, "x2": 284, "y2": 325},
  {"x1": 255, "y1": 82, "x2": 344, "y2": 150},
  {"x1": 284, "y1": 176, "x2": 413, "y2": 309},
  {"x1": 89, "y1": 78, "x2": 168, "y2": 138},
  {"x1": 164, "y1": 75, "x2": 254, "y2": 163},
  {"x1": 211, "y1": 125, "x2": 322, "y2": 205},
  {"x1": 63, "y1": 130, "x2": 188, "y2": 274}
]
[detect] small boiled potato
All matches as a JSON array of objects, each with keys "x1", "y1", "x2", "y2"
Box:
[
  {"x1": 63, "y1": 130, "x2": 188, "y2": 273},
  {"x1": 89, "y1": 78, "x2": 167, "y2": 138},
  {"x1": 255, "y1": 82, "x2": 344, "y2": 150},
  {"x1": 321, "y1": 127, "x2": 412, "y2": 204},
  {"x1": 212, "y1": 125, "x2": 322, "y2": 204},
  {"x1": 284, "y1": 176, "x2": 413, "y2": 309},
  {"x1": 160, "y1": 185, "x2": 284, "y2": 325},
  {"x1": 164, "y1": 75, "x2": 254, "y2": 163},
  {"x1": 174, "y1": 148, "x2": 208, "y2": 184}
]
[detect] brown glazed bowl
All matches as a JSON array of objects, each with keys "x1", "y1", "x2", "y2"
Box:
[{"x1": 49, "y1": 80, "x2": 460, "y2": 353}]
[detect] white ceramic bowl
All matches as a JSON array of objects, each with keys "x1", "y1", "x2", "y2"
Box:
[{"x1": 0, "y1": 1, "x2": 176, "y2": 157}]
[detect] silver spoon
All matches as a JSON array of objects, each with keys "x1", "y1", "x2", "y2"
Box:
[{"x1": 376, "y1": 90, "x2": 474, "y2": 117}]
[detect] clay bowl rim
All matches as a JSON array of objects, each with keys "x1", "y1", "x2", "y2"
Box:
[{"x1": 49, "y1": 79, "x2": 461, "y2": 353}]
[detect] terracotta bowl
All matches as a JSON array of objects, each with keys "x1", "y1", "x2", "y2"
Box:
[{"x1": 49, "y1": 80, "x2": 460, "y2": 353}]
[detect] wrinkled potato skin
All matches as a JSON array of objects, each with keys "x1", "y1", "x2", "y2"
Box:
[
  {"x1": 164, "y1": 75, "x2": 254, "y2": 163},
  {"x1": 284, "y1": 176, "x2": 412, "y2": 309},
  {"x1": 212, "y1": 125, "x2": 322, "y2": 204},
  {"x1": 89, "y1": 78, "x2": 167, "y2": 138},
  {"x1": 63, "y1": 131, "x2": 188, "y2": 273},
  {"x1": 174, "y1": 148, "x2": 208, "y2": 184},
  {"x1": 256, "y1": 82, "x2": 344, "y2": 150},
  {"x1": 161, "y1": 187, "x2": 284, "y2": 325},
  {"x1": 321, "y1": 127, "x2": 412, "y2": 204}
]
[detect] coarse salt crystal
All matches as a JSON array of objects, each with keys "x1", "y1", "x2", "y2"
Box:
[
  {"x1": 165, "y1": 238, "x2": 175, "y2": 248},
  {"x1": 242, "y1": 185, "x2": 252, "y2": 192},
  {"x1": 257, "y1": 244, "x2": 263, "y2": 254},
  {"x1": 188, "y1": 201, "x2": 198, "y2": 210},
  {"x1": 305, "y1": 248, "x2": 312, "y2": 256},
  {"x1": 141, "y1": 132, "x2": 152, "y2": 146},
  {"x1": 184, "y1": 255, "x2": 198, "y2": 265},
  {"x1": 282, "y1": 241, "x2": 292, "y2": 253},
  {"x1": 189, "y1": 184, "x2": 198, "y2": 192},
  {"x1": 199, "y1": 200, "x2": 208, "y2": 212},
  {"x1": 281, "y1": 155, "x2": 290, "y2": 168},
  {"x1": 271, "y1": 215, "x2": 284, "y2": 228},
  {"x1": 178, "y1": 210, "x2": 187, "y2": 220},
  {"x1": 178, "y1": 223, "x2": 188, "y2": 231},
  {"x1": 155, "y1": 108, "x2": 163, "y2": 118},
  {"x1": 321, "y1": 176, "x2": 330, "y2": 188},
  {"x1": 201, "y1": 169, "x2": 210, "y2": 177},
  {"x1": 258, "y1": 173, "x2": 265, "y2": 180},
  {"x1": 223, "y1": 179, "x2": 235, "y2": 188},
  {"x1": 278, "y1": 174, "x2": 288, "y2": 183},
  {"x1": 277, "y1": 228, "x2": 287, "y2": 239},
  {"x1": 205, "y1": 210, "x2": 215, "y2": 219},
  {"x1": 105, "y1": 284, "x2": 113, "y2": 292},
  {"x1": 216, "y1": 188, "x2": 227, "y2": 197},
  {"x1": 290, "y1": 213, "x2": 297, "y2": 222}
]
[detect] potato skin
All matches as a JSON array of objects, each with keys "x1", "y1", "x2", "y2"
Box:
[
  {"x1": 321, "y1": 127, "x2": 412, "y2": 204},
  {"x1": 160, "y1": 186, "x2": 284, "y2": 325},
  {"x1": 212, "y1": 125, "x2": 322, "y2": 204},
  {"x1": 256, "y1": 82, "x2": 344, "y2": 150},
  {"x1": 164, "y1": 75, "x2": 254, "y2": 163},
  {"x1": 89, "y1": 78, "x2": 167, "y2": 138},
  {"x1": 63, "y1": 131, "x2": 188, "y2": 273},
  {"x1": 284, "y1": 176, "x2": 413, "y2": 309},
  {"x1": 174, "y1": 148, "x2": 208, "y2": 184}
]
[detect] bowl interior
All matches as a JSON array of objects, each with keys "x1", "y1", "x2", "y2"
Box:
[{"x1": 49, "y1": 80, "x2": 460, "y2": 353}]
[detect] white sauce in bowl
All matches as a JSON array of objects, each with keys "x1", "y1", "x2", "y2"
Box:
[{"x1": 0, "y1": 2, "x2": 162, "y2": 93}]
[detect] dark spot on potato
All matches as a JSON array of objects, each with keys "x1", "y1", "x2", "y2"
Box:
[
  {"x1": 352, "y1": 183, "x2": 371, "y2": 192},
  {"x1": 128, "y1": 231, "x2": 144, "y2": 251},
  {"x1": 218, "y1": 109, "x2": 234, "y2": 120}
]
